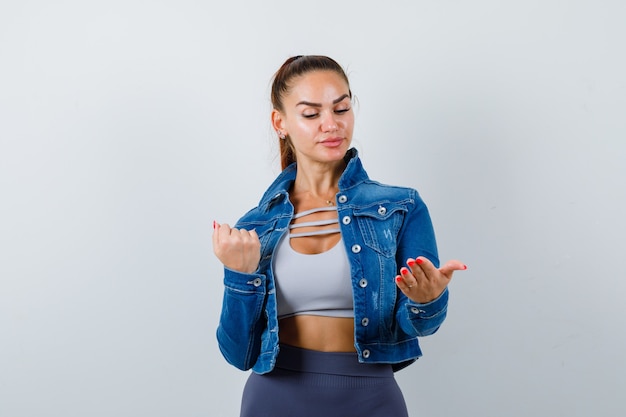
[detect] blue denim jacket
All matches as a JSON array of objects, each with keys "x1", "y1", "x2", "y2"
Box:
[{"x1": 216, "y1": 149, "x2": 448, "y2": 374}]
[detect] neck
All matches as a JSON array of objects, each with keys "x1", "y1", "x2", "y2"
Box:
[{"x1": 292, "y1": 160, "x2": 345, "y2": 203}]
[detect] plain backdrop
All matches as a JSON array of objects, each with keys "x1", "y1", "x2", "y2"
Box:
[{"x1": 1, "y1": 1, "x2": 625, "y2": 416}]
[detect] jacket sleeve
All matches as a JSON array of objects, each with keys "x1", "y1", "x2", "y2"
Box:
[
  {"x1": 394, "y1": 189, "x2": 448, "y2": 337},
  {"x1": 215, "y1": 267, "x2": 268, "y2": 371},
  {"x1": 400, "y1": 288, "x2": 448, "y2": 336}
]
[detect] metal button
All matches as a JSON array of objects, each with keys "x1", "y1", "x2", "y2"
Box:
[
  {"x1": 359, "y1": 278, "x2": 368, "y2": 288},
  {"x1": 362, "y1": 349, "x2": 370, "y2": 359},
  {"x1": 338, "y1": 195, "x2": 348, "y2": 203},
  {"x1": 342, "y1": 216, "x2": 351, "y2": 225},
  {"x1": 377, "y1": 206, "x2": 387, "y2": 216},
  {"x1": 351, "y1": 244, "x2": 361, "y2": 253},
  {"x1": 410, "y1": 307, "x2": 423, "y2": 314},
  {"x1": 361, "y1": 317, "x2": 369, "y2": 326},
  {"x1": 252, "y1": 278, "x2": 262, "y2": 287}
]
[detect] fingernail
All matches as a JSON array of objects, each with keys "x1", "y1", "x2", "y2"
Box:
[
  {"x1": 213, "y1": 220, "x2": 217, "y2": 229},
  {"x1": 407, "y1": 260, "x2": 415, "y2": 267},
  {"x1": 416, "y1": 258, "x2": 424, "y2": 265},
  {"x1": 395, "y1": 276, "x2": 402, "y2": 283},
  {"x1": 400, "y1": 267, "x2": 409, "y2": 275},
  {"x1": 462, "y1": 264, "x2": 468, "y2": 270}
]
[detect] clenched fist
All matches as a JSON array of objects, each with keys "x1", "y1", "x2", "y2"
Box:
[{"x1": 212, "y1": 221, "x2": 261, "y2": 274}]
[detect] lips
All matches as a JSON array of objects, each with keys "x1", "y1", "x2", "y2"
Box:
[{"x1": 320, "y1": 137, "x2": 344, "y2": 147}]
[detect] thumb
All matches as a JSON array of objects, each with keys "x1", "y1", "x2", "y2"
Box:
[
  {"x1": 212, "y1": 221, "x2": 220, "y2": 249},
  {"x1": 439, "y1": 260, "x2": 467, "y2": 279}
]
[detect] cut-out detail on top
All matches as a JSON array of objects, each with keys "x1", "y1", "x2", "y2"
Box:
[
  {"x1": 289, "y1": 206, "x2": 340, "y2": 239},
  {"x1": 292, "y1": 205, "x2": 337, "y2": 219}
]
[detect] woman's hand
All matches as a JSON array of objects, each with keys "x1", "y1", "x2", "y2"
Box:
[
  {"x1": 395, "y1": 257, "x2": 467, "y2": 304},
  {"x1": 212, "y1": 221, "x2": 261, "y2": 274}
]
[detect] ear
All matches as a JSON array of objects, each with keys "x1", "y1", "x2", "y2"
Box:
[{"x1": 271, "y1": 109, "x2": 286, "y2": 133}]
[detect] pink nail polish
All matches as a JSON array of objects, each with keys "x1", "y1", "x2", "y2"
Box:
[
  {"x1": 407, "y1": 260, "x2": 415, "y2": 267},
  {"x1": 416, "y1": 258, "x2": 423, "y2": 265},
  {"x1": 462, "y1": 264, "x2": 468, "y2": 270},
  {"x1": 213, "y1": 221, "x2": 217, "y2": 229},
  {"x1": 395, "y1": 276, "x2": 402, "y2": 283},
  {"x1": 400, "y1": 267, "x2": 409, "y2": 275}
]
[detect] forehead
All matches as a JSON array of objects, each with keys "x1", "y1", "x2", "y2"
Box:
[{"x1": 286, "y1": 70, "x2": 350, "y2": 102}]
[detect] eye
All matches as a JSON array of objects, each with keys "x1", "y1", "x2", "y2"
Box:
[
  {"x1": 302, "y1": 113, "x2": 319, "y2": 119},
  {"x1": 335, "y1": 107, "x2": 351, "y2": 114}
]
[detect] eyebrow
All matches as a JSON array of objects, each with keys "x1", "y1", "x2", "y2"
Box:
[{"x1": 296, "y1": 94, "x2": 351, "y2": 108}]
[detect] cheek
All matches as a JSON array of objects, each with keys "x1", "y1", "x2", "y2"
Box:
[
  {"x1": 342, "y1": 115, "x2": 355, "y2": 130},
  {"x1": 295, "y1": 119, "x2": 316, "y2": 133},
  {"x1": 288, "y1": 120, "x2": 316, "y2": 142}
]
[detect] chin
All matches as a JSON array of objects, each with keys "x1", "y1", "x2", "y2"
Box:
[{"x1": 322, "y1": 146, "x2": 349, "y2": 162}]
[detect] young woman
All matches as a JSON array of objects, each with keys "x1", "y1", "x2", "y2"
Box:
[{"x1": 213, "y1": 55, "x2": 466, "y2": 417}]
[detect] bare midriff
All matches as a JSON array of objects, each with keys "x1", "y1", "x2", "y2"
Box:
[{"x1": 279, "y1": 315, "x2": 356, "y2": 352}]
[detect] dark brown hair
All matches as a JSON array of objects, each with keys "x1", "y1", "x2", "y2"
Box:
[{"x1": 271, "y1": 55, "x2": 352, "y2": 169}]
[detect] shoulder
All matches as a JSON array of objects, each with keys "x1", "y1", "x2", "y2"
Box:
[
  {"x1": 234, "y1": 186, "x2": 293, "y2": 230},
  {"x1": 347, "y1": 179, "x2": 423, "y2": 206},
  {"x1": 341, "y1": 149, "x2": 425, "y2": 205}
]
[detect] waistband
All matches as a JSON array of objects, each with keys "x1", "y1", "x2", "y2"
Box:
[{"x1": 275, "y1": 344, "x2": 393, "y2": 377}]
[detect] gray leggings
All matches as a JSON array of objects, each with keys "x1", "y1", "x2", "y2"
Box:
[{"x1": 240, "y1": 344, "x2": 409, "y2": 417}]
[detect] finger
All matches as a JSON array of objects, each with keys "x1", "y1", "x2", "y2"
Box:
[
  {"x1": 249, "y1": 228, "x2": 259, "y2": 241},
  {"x1": 406, "y1": 257, "x2": 426, "y2": 281},
  {"x1": 212, "y1": 220, "x2": 220, "y2": 249},
  {"x1": 218, "y1": 223, "x2": 232, "y2": 238},
  {"x1": 214, "y1": 222, "x2": 234, "y2": 254},
  {"x1": 246, "y1": 229, "x2": 261, "y2": 248},
  {"x1": 237, "y1": 227, "x2": 253, "y2": 239},
  {"x1": 395, "y1": 273, "x2": 414, "y2": 292},
  {"x1": 439, "y1": 260, "x2": 468, "y2": 279},
  {"x1": 408, "y1": 256, "x2": 439, "y2": 281},
  {"x1": 239, "y1": 228, "x2": 261, "y2": 252},
  {"x1": 399, "y1": 266, "x2": 419, "y2": 287}
]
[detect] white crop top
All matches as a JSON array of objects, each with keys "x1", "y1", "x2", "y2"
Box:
[{"x1": 273, "y1": 206, "x2": 354, "y2": 319}]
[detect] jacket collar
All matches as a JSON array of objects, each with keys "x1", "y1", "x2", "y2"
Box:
[{"x1": 259, "y1": 148, "x2": 369, "y2": 211}]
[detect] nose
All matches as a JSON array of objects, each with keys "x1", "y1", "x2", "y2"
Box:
[{"x1": 321, "y1": 111, "x2": 338, "y2": 132}]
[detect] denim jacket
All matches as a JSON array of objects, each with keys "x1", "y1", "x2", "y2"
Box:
[{"x1": 216, "y1": 149, "x2": 448, "y2": 374}]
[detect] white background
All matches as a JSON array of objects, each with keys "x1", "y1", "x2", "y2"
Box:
[{"x1": 1, "y1": 1, "x2": 625, "y2": 416}]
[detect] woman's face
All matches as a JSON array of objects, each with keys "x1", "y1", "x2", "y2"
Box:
[{"x1": 273, "y1": 70, "x2": 354, "y2": 167}]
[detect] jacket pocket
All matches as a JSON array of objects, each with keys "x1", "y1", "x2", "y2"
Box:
[{"x1": 353, "y1": 202, "x2": 407, "y2": 257}]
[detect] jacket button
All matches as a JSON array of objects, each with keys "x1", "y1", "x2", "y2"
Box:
[
  {"x1": 338, "y1": 195, "x2": 348, "y2": 203},
  {"x1": 252, "y1": 278, "x2": 262, "y2": 287},
  {"x1": 361, "y1": 317, "x2": 369, "y2": 326},
  {"x1": 359, "y1": 278, "x2": 368, "y2": 288},
  {"x1": 377, "y1": 206, "x2": 387, "y2": 215},
  {"x1": 411, "y1": 307, "x2": 424, "y2": 314},
  {"x1": 351, "y1": 244, "x2": 361, "y2": 253},
  {"x1": 342, "y1": 216, "x2": 351, "y2": 225},
  {"x1": 362, "y1": 349, "x2": 370, "y2": 359}
]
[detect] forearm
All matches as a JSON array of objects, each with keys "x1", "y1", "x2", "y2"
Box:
[{"x1": 216, "y1": 268, "x2": 268, "y2": 370}]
